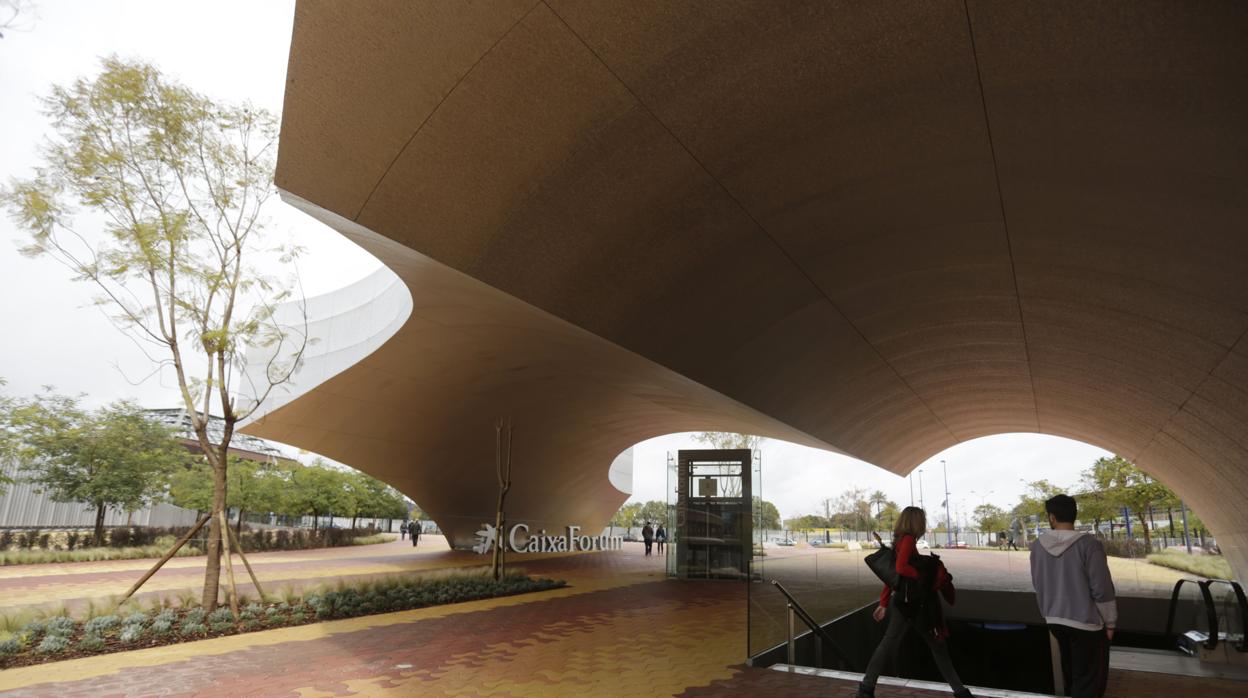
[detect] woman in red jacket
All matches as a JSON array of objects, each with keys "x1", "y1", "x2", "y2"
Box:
[{"x1": 857, "y1": 506, "x2": 973, "y2": 698}]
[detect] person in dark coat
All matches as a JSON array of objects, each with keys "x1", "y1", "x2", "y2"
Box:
[
  {"x1": 411, "y1": 521, "x2": 421, "y2": 547},
  {"x1": 642, "y1": 522, "x2": 654, "y2": 556},
  {"x1": 858, "y1": 506, "x2": 973, "y2": 698},
  {"x1": 399, "y1": 520, "x2": 408, "y2": 540},
  {"x1": 655, "y1": 524, "x2": 667, "y2": 554}
]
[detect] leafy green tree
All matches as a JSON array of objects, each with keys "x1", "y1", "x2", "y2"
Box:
[
  {"x1": 287, "y1": 461, "x2": 353, "y2": 530},
  {"x1": 784, "y1": 514, "x2": 830, "y2": 531},
  {"x1": 1073, "y1": 488, "x2": 1119, "y2": 537},
  {"x1": 1012, "y1": 480, "x2": 1065, "y2": 521},
  {"x1": 609, "y1": 502, "x2": 643, "y2": 534},
  {"x1": 169, "y1": 457, "x2": 289, "y2": 536},
  {"x1": 349, "y1": 472, "x2": 407, "y2": 528},
  {"x1": 1082, "y1": 455, "x2": 1177, "y2": 553},
  {"x1": 0, "y1": 380, "x2": 18, "y2": 495},
  {"x1": 877, "y1": 501, "x2": 901, "y2": 532},
  {"x1": 10, "y1": 394, "x2": 187, "y2": 541},
  {"x1": 637, "y1": 499, "x2": 668, "y2": 526},
  {"x1": 974, "y1": 503, "x2": 1009, "y2": 536},
  {"x1": 754, "y1": 498, "x2": 781, "y2": 530},
  {"x1": 3, "y1": 58, "x2": 308, "y2": 610}
]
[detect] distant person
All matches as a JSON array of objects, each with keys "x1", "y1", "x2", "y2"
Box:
[
  {"x1": 1008, "y1": 518, "x2": 1023, "y2": 551},
  {"x1": 655, "y1": 524, "x2": 667, "y2": 554},
  {"x1": 411, "y1": 521, "x2": 421, "y2": 548},
  {"x1": 399, "y1": 520, "x2": 408, "y2": 540},
  {"x1": 1031, "y1": 494, "x2": 1116, "y2": 698},
  {"x1": 642, "y1": 522, "x2": 654, "y2": 556},
  {"x1": 858, "y1": 506, "x2": 973, "y2": 698}
]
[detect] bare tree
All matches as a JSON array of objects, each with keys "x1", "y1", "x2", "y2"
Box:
[{"x1": 0, "y1": 0, "x2": 37, "y2": 39}]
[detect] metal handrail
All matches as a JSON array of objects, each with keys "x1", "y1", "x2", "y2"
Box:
[
  {"x1": 770, "y1": 580, "x2": 850, "y2": 669},
  {"x1": 1164, "y1": 577, "x2": 1248, "y2": 652}
]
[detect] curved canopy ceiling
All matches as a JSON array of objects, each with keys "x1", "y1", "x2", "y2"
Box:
[{"x1": 250, "y1": 1, "x2": 1248, "y2": 575}]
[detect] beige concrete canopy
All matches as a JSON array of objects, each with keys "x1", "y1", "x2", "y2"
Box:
[{"x1": 247, "y1": 1, "x2": 1248, "y2": 577}]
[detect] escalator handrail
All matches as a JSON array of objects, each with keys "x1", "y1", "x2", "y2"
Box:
[
  {"x1": 769, "y1": 579, "x2": 851, "y2": 665},
  {"x1": 1164, "y1": 577, "x2": 1248, "y2": 652}
]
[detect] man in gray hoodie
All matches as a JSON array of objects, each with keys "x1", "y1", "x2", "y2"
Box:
[{"x1": 1030, "y1": 494, "x2": 1116, "y2": 698}]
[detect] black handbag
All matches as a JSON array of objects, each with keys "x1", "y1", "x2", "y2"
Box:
[{"x1": 864, "y1": 534, "x2": 898, "y2": 588}]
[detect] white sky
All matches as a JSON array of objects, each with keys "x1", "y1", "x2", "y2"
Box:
[{"x1": 0, "y1": 2, "x2": 1114, "y2": 519}]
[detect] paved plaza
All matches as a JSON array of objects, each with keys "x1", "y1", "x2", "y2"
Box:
[{"x1": 0, "y1": 541, "x2": 1237, "y2": 697}]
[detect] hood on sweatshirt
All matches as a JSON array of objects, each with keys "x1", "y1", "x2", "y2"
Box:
[{"x1": 1038, "y1": 529, "x2": 1084, "y2": 556}]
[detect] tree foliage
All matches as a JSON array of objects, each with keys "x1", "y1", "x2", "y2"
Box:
[
  {"x1": 7, "y1": 393, "x2": 187, "y2": 540},
  {"x1": 974, "y1": 503, "x2": 1009, "y2": 535},
  {"x1": 609, "y1": 502, "x2": 643, "y2": 530},
  {"x1": 2, "y1": 57, "x2": 307, "y2": 610},
  {"x1": 692, "y1": 432, "x2": 761, "y2": 451},
  {"x1": 754, "y1": 498, "x2": 781, "y2": 530},
  {"x1": 1079, "y1": 455, "x2": 1178, "y2": 552}
]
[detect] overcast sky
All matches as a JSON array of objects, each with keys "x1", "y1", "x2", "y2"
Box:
[{"x1": 0, "y1": 2, "x2": 1113, "y2": 520}]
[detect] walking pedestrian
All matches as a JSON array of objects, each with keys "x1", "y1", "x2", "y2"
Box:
[
  {"x1": 411, "y1": 521, "x2": 421, "y2": 548},
  {"x1": 1008, "y1": 517, "x2": 1023, "y2": 551},
  {"x1": 655, "y1": 524, "x2": 667, "y2": 554},
  {"x1": 1031, "y1": 494, "x2": 1116, "y2": 698},
  {"x1": 399, "y1": 520, "x2": 408, "y2": 541},
  {"x1": 642, "y1": 521, "x2": 654, "y2": 556},
  {"x1": 858, "y1": 506, "x2": 973, "y2": 698}
]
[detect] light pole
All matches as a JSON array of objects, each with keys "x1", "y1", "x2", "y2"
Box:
[
  {"x1": 909, "y1": 473, "x2": 915, "y2": 507},
  {"x1": 942, "y1": 459, "x2": 953, "y2": 548},
  {"x1": 917, "y1": 469, "x2": 926, "y2": 511}
]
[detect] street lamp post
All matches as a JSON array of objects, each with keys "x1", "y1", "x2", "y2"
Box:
[
  {"x1": 917, "y1": 470, "x2": 926, "y2": 511},
  {"x1": 942, "y1": 459, "x2": 953, "y2": 548}
]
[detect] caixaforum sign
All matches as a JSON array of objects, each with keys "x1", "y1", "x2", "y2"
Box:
[{"x1": 473, "y1": 523, "x2": 624, "y2": 554}]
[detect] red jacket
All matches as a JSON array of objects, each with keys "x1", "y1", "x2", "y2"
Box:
[{"x1": 880, "y1": 535, "x2": 957, "y2": 607}]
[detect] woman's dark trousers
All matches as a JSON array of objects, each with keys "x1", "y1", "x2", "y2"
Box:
[{"x1": 861, "y1": 600, "x2": 967, "y2": 694}]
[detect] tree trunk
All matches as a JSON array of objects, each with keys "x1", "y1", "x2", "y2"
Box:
[
  {"x1": 236, "y1": 509, "x2": 245, "y2": 539},
  {"x1": 351, "y1": 515, "x2": 357, "y2": 531},
  {"x1": 1137, "y1": 512, "x2": 1152, "y2": 554},
  {"x1": 201, "y1": 461, "x2": 228, "y2": 611},
  {"x1": 1167, "y1": 507, "x2": 1176, "y2": 538},
  {"x1": 93, "y1": 503, "x2": 107, "y2": 545}
]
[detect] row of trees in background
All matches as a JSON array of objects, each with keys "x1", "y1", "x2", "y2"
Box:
[
  {"x1": 608, "y1": 497, "x2": 782, "y2": 533},
  {"x1": 977, "y1": 455, "x2": 1211, "y2": 553},
  {"x1": 0, "y1": 389, "x2": 407, "y2": 542},
  {"x1": 784, "y1": 488, "x2": 901, "y2": 534}
]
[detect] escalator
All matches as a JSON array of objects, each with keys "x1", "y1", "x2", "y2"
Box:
[{"x1": 752, "y1": 580, "x2": 1248, "y2": 694}]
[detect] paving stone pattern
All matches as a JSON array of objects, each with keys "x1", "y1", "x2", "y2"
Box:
[{"x1": 0, "y1": 542, "x2": 1238, "y2": 697}]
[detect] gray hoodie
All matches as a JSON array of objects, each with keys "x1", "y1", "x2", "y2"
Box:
[{"x1": 1030, "y1": 530, "x2": 1118, "y2": 631}]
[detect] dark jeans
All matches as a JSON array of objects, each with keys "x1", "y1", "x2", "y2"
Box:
[
  {"x1": 412, "y1": 534, "x2": 419, "y2": 547},
  {"x1": 656, "y1": 539, "x2": 665, "y2": 553},
  {"x1": 1049, "y1": 624, "x2": 1109, "y2": 698},
  {"x1": 644, "y1": 539, "x2": 653, "y2": 555},
  {"x1": 862, "y1": 601, "x2": 966, "y2": 694}
]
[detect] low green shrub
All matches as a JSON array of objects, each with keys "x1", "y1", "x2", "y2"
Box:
[
  {"x1": 178, "y1": 622, "x2": 205, "y2": 637},
  {"x1": 119, "y1": 625, "x2": 144, "y2": 643},
  {"x1": 83, "y1": 615, "x2": 119, "y2": 635},
  {"x1": 45, "y1": 617, "x2": 76, "y2": 638},
  {"x1": 77, "y1": 635, "x2": 105, "y2": 651},
  {"x1": 123, "y1": 612, "x2": 148, "y2": 627},
  {"x1": 150, "y1": 618, "x2": 174, "y2": 636},
  {"x1": 0, "y1": 637, "x2": 21, "y2": 655},
  {"x1": 1101, "y1": 538, "x2": 1148, "y2": 558},
  {"x1": 207, "y1": 607, "x2": 234, "y2": 625},
  {"x1": 35, "y1": 635, "x2": 68, "y2": 654}
]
